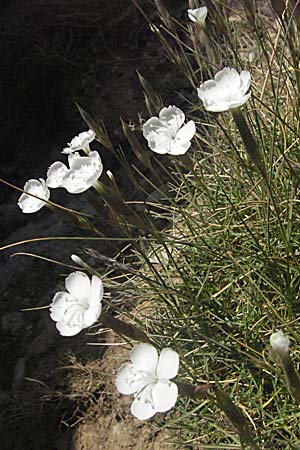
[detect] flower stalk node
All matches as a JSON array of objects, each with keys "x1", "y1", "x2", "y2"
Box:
[{"x1": 101, "y1": 312, "x2": 151, "y2": 344}]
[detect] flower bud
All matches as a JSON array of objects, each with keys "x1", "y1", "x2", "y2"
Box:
[
  {"x1": 71, "y1": 254, "x2": 85, "y2": 266},
  {"x1": 270, "y1": 331, "x2": 300, "y2": 403}
]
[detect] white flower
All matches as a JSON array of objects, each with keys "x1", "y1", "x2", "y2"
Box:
[
  {"x1": 62, "y1": 129, "x2": 96, "y2": 154},
  {"x1": 50, "y1": 271, "x2": 103, "y2": 336},
  {"x1": 197, "y1": 67, "x2": 251, "y2": 112},
  {"x1": 143, "y1": 106, "x2": 196, "y2": 155},
  {"x1": 116, "y1": 343, "x2": 179, "y2": 420},
  {"x1": 187, "y1": 7, "x2": 208, "y2": 27},
  {"x1": 46, "y1": 151, "x2": 103, "y2": 194},
  {"x1": 270, "y1": 330, "x2": 290, "y2": 359},
  {"x1": 17, "y1": 178, "x2": 50, "y2": 213}
]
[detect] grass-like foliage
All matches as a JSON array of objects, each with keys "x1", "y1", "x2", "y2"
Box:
[
  {"x1": 113, "y1": 1, "x2": 300, "y2": 448},
  {"x1": 5, "y1": 0, "x2": 300, "y2": 449}
]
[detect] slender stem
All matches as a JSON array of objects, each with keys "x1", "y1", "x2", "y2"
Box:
[
  {"x1": 176, "y1": 380, "x2": 213, "y2": 400},
  {"x1": 213, "y1": 386, "x2": 259, "y2": 450},
  {"x1": 100, "y1": 311, "x2": 151, "y2": 344},
  {"x1": 231, "y1": 109, "x2": 293, "y2": 256},
  {"x1": 231, "y1": 109, "x2": 266, "y2": 179},
  {"x1": 280, "y1": 353, "x2": 300, "y2": 403},
  {"x1": 176, "y1": 380, "x2": 258, "y2": 449}
]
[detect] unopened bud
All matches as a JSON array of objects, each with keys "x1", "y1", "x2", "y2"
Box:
[
  {"x1": 71, "y1": 254, "x2": 85, "y2": 266},
  {"x1": 270, "y1": 330, "x2": 300, "y2": 404},
  {"x1": 270, "y1": 330, "x2": 290, "y2": 360},
  {"x1": 106, "y1": 170, "x2": 114, "y2": 180},
  {"x1": 248, "y1": 49, "x2": 256, "y2": 65}
]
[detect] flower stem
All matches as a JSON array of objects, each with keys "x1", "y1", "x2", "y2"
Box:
[
  {"x1": 176, "y1": 380, "x2": 258, "y2": 449},
  {"x1": 47, "y1": 203, "x2": 103, "y2": 235},
  {"x1": 176, "y1": 380, "x2": 213, "y2": 400},
  {"x1": 92, "y1": 176, "x2": 148, "y2": 233},
  {"x1": 213, "y1": 386, "x2": 259, "y2": 450},
  {"x1": 100, "y1": 311, "x2": 151, "y2": 344},
  {"x1": 279, "y1": 353, "x2": 300, "y2": 403},
  {"x1": 231, "y1": 108, "x2": 266, "y2": 179}
]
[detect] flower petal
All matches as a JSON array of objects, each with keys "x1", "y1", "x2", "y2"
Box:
[
  {"x1": 226, "y1": 93, "x2": 252, "y2": 110},
  {"x1": 62, "y1": 171, "x2": 91, "y2": 194},
  {"x1": 152, "y1": 381, "x2": 178, "y2": 412},
  {"x1": 159, "y1": 106, "x2": 185, "y2": 134},
  {"x1": 61, "y1": 147, "x2": 73, "y2": 155},
  {"x1": 203, "y1": 102, "x2": 233, "y2": 113},
  {"x1": 130, "y1": 343, "x2": 158, "y2": 374},
  {"x1": 46, "y1": 162, "x2": 69, "y2": 188},
  {"x1": 156, "y1": 348, "x2": 179, "y2": 379},
  {"x1": 240, "y1": 70, "x2": 251, "y2": 94},
  {"x1": 55, "y1": 319, "x2": 83, "y2": 336},
  {"x1": 83, "y1": 275, "x2": 103, "y2": 327},
  {"x1": 66, "y1": 305, "x2": 85, "y2": 327},
  {"x1": 175, "y1": 120, "x2": 196, "y2": 144},
  {"x1": 18, "y1": 178, "x2": 50, "y2": 213},
  {"x1": 63, "y1": 151, "x2": 103, "y2": 193},
  {"x1": 143, "y1": 117, "x2": 168, "y2": 140},
  {"x1": 169, "y1": 141, "x2": 191, "y2": 155},
  {"x1": 131, "y1": 397, "x2": 156, "y2": 420},
  {"x1": 65, "y1": 271, "x2": 91, "y2": 300},
  {"x1": 49, "y1": 291, "x2": 72, "y2": 321},
  {"x1": 89, "y1": 275, "x2": 103, "y2": 307},
  {"x1": 148, "y1": 133, "x2": 172, "y2": 154},
  {"x1": 116, "y1": 362, "x2": 147, "y2": 395},
  {"x1": 68, "y1": 151, "x2": 101, "y2": 171},
  {"x1": 83, "y1": 305, "x2": 102, "y2": 327},
  {"x1": 214, "y1": 67, "x2": 239, "y2": 86}
]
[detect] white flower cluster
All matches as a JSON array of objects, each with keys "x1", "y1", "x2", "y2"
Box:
[
  {"x1": 18, "y1": 66, "x2": 251, "y2": 212},
  {"x1": 48, "y1": 268, "x2": 180, "y2": 418},
  {"x1": 18, "y1": 129, "x2": 102, "y2": 213},
  {"x1": 142, "y1": 71, "x2": 251, "y2": 154},
  {"x1": 16, "y1": 5, "x2": 257, "y2": 425}
]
